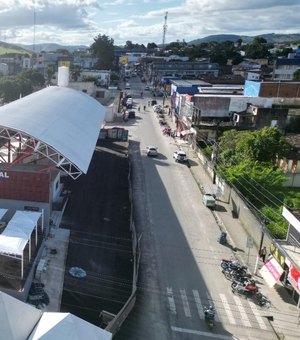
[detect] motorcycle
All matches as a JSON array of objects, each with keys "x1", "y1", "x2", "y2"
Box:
[
  {"x1": 255, "y1": 292, "x2": 271, "y2": 308},
  {"x1": 232, "y1": 283, "x2": 258, "y2": 297},
  {"x1": 231, "y1": 277, "x2": 256, "y2": 289},
  {"x1": 203, "y1": 305, "x2": 215, "y2": 330},
  {"x1": 222, "y1": 265, "x2": 248, "y2": 281},
  {"x1": 221, "y1": 259, "x2": 240, "y2": 271}
]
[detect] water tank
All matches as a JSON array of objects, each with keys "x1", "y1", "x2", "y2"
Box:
[{"x1": 57, "y1": 66, "x2": 70, "y2": 87}]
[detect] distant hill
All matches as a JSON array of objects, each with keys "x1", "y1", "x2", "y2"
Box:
[
  {"x1": 0, "y1": 41, "x2": 33, "y2": 55},
  {"x1": 18, "y1": 43, "x2": 88, "y2": 53},
  {"x1": 188, "y1": 33, "x2": 300, "y2": 45}
]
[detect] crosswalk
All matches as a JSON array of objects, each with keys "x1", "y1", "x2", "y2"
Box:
[{"x1": 166, "y1": 287, "x2": 268, "y2": 330}]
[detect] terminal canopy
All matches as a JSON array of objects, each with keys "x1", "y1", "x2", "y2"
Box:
[{"x1": 0, "y1": 86, "x2": 105, "y2": 179}]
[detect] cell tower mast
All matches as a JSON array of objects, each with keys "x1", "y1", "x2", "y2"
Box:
[
  {"x1": 162, "y1": 11, "x2": 168, "y2": 50},
  {"x1": 33, "y1": 0, "x2": 36, "y2": 53}
]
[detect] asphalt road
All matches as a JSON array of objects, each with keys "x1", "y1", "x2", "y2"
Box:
[{"x1": 114, "y1": 76, "x2": 276, "y2": 340}]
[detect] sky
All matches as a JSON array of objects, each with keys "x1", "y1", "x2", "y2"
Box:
[{"x1": 0, "y1": 0, "x2": 299, "y2": 47}]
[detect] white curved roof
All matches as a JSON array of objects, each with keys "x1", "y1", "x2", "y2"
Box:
[{"x1": 0, "y1": 86, "x2": 105, "y2": 175}]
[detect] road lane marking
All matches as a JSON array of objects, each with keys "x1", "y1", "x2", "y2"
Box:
[
  {"x1": 180, "y1": 288, "x2": 191, "y2": 317},
  {"x1": 248, "y1": 300, "x2": 267, "y2": 330},
  {"x1": 166, "y1": 287, "x2": 176, "y2": 314},
  {"x1": 220, "y1": 293, "x2": 236, "y2": 324},
  {"x1": 192, "y1": 289, "x2": 205, "y2": 319},
  {"x1": 233, "y1": 295, "x2": 251, "y2": 327},
  {"x1": 171, "y1": 326, "x2": 232, "y2": 339}
]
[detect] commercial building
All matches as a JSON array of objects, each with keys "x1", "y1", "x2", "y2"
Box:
[{"x1": 0, "y1": 85, "x2": 105, "y2": 300}]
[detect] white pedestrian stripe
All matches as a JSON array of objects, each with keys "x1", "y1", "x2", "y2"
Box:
[
  {"x1": 166, "y1": 287, "x2": 268, "y2": 330},
  {"x1": 220, "y1": 293, "x2": 236, "y2": 325},
  {"x1": 233, "y1": 295, "x2": 251, "y2": 327},
  {"x1": 166, "y1": 287, "x2": 176, "y2": 314},
  {"x1": 248, "y1": 300, "x2": 267, "y2": 330},
  {"x1": 192, "y1": 290, "x2": 205, "y2": 319},
  {"x1": 180, "y1": 288, "x2": 191, "y2": 317}
]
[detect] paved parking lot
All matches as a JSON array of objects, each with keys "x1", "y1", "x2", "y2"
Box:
[{"x1": 59, "y1": 138, "x2": 133, "y2": 326}]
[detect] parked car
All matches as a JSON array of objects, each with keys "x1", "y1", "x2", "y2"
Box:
[
  {"x1": 202, "y1": 193, "x2": 216, "y2": 209},
  {"x1": 144, "y1": 86, "x2": 150, "y2": 91},
  {"x1": 173, "y1": 150, "x2": 187, "y2": 162},
  {"x1": 146, "y1": 146, "x2": 158, "y2": 157},
  {"x1": 125, "y1": 83, "x2": 131, "y2": 89}
]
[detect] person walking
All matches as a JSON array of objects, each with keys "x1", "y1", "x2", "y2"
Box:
[
  {"x1": 260, "y1": 246, "x2": 267, "y2": 263},
  {"x1": 143, "y1": 105, "x2": 146, "y2": 111}
]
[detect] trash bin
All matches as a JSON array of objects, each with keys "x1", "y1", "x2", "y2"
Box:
[{"x1": 218, "y1": 232, "x2": 227, "y2": 245}]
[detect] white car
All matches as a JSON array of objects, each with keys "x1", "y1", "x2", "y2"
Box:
[
  {"x1": 173, "y1": 150, "x2": 187, "y2": 162},
  {"x1": 146, "y1": 146, "x2": 158, "y2": 157}
]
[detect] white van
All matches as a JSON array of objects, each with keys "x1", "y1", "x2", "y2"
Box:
[{"x1": 125, "y1": 83, "x2": 131, "y2": 89}]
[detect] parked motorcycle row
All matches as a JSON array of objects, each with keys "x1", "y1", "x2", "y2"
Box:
[
  {"x1": 153, "y1": 104, "x2": 176, "y2": 137},
  {"x1": 221, "y1": 258, "x2": 271, "y2": 308}
]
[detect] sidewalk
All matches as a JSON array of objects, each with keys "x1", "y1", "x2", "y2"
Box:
[{"x1": 161, "y1": 109, "x2": 300, "y2": 340}]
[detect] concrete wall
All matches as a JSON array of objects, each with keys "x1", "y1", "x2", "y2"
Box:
[{"x1": 195, "y1": 147, "x2": 273, "y2": 250}]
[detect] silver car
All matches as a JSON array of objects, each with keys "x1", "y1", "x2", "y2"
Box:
[{"x1": 146, "y1": 146, "x2": 158, "y2": 157}]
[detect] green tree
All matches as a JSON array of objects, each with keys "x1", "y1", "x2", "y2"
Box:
[
  {"x1": 222, "y1": 160, "x2": 286, "y2": 207},
  {"x1": 218, "y1": 127, "x2": 290, "y2": 167},
  {"x1": 245, "y1": 37, "x2": 271, "y2": 59},
  {"x1": 0, "y1": 76, "x2": 32, "y2": 103},
  {"x1": 147, "y1": 42, "x2": 158, "y2": 49},
  {"x1": 20, "y1": 69, "x2": 45, "y2": 87},
  {"x1": 90, "y1": 34, "x2": 115, "y2": 70},
  {"x1": 293, "y1": 68, "x2": 300, "y2": 81}
]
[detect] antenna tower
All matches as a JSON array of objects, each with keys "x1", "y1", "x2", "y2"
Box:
[
  {"x1": 33, "y1": 0, "x2": 36, "y2": 54},
  {"x1": 162, "y1": 11, "x2": 168, "y2": 50}
]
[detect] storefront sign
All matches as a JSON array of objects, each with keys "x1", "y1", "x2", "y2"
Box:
[
  {"x1": 288, "y1": 263, "x2": 300, "y2": 293},
  {"x1": 0, "y1": 171, "x2": 9, "y2": 178},
  {"x1": 260, "y1": 256, "x2": 284, "y2": 287},
  {"x1": 270, "y1": 243, "x2": 286, "y2": 268}
]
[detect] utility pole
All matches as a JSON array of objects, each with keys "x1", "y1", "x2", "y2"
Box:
[{"x1": 162, "y1": 12, "x2": 168, "y2": 50}]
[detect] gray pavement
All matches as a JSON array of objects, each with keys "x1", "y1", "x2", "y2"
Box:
[{"x1": 160, "y1": 109, "x2": 300, "y2": 340}]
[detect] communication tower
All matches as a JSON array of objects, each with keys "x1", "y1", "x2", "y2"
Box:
[{"x1": 162, "y1": 12, "x2": 168, "y2": 50}]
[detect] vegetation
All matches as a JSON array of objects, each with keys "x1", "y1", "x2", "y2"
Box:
[
  {"x1": 0, "y1": 76, "x2": 32, "y2": 102},
  {"x1": 0, "y1": 41, "x2": 32, "y2": 56},
  {"x1": 90, "y1": 34, "x2": 115, "y2": 70},
  {"x1": 0, "y1": 69, "x2": 44, "y2": 103},
  {"x1": 293, "y1": 69, "x2": 300, "y2": 81},
  {"x1": 214, "y1": 128, "x2": 295, "y2": 239}
]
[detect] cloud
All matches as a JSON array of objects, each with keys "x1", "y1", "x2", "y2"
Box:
[{"x1": 0, "y1": 0, "x2": 300, "y2": 46}]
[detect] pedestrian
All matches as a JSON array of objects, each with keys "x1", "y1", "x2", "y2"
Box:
[
  {"x1": 138, "y1": 106, "x2": 140, "y2": 112},
  {"x1": 143, "y1": 105, "x2": 146, "y2": 111},
  {"x1": 260, "y1": 246, "x2": 267, "y2": 263},
  {"x1": 148, "y1": 101, "x2": 150, "y2": 107}
]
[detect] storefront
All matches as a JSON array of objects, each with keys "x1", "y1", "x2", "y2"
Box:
[{"x1": 267, "y1": 207, "x2": 300, "y2": 308}]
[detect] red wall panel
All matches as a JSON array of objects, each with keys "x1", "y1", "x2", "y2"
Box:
[{"x1": 0, "y1": 171, "x2": 50, "y2": 203}]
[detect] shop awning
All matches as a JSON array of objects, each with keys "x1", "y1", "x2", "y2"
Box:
[{"x1": 259, "y1": 256, "x2": 284, "y2": 287}]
